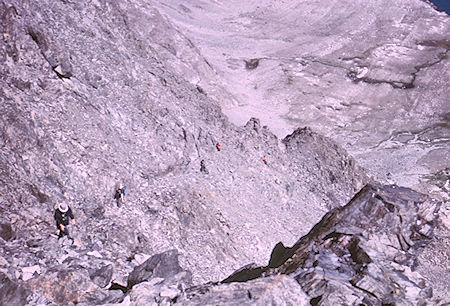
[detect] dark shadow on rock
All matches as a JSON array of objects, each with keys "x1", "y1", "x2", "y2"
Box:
[
  {"x1": 310, "y1": 295, "x2": 322, "y2": 306},
  {"x1": 268, "y1": 242, "x2": 295, "y2": 268},
  {"x1": 244, "y1": 58, "x2": 259, "y2": 70},
  {"x1": 0, "y1": 223, "x2": 15, "y2": 241},
  {"x1": 221, "y1": 263, "x2": 266, "y2": 283},
  {"x1": 109, "y1": 282, "x2": 128, "y2": 293},
  {"x1": 347, "y1": 237, "x2": 371, "y2": 265}
]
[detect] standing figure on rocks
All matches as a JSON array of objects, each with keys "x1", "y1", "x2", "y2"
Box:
[
  {"x1": 263, "y1": 156, "x2": 268, "y2": 165},
  {"x1": 114, "y1": 185, "x2": 126, "y2": 207},
  {"x1": 54, "y1": 203, "x2": 75, "y2": 239},
  {"x1": 216, "y1": 142, "x2": 221, "y2": 151},
  {"x1": 200, "y1": 160, "x2": 209, "y2": 174}
]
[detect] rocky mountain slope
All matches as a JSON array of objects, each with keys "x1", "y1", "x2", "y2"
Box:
[
  {"x1": 153, "y1": 0, "x2": 450, "y2": 200},
  {"x1": 0, "y1": 0, "x2": 448, "y2": 305},
  {"x1": 178, "y1": 184, "x2": 441, "y2": 305}
]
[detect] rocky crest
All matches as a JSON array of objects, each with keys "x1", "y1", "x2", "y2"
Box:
[{"x1": 183, "y1": 184, "x2": 439, "y2": 305}]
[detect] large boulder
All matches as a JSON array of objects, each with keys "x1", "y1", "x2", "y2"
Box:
[
  {"x1": 0, "y1": 223, "x2": 15, "y2": 241},
  {"x1": 25, "y1": 267, "x2": 100, "y2": 305},
  {"x1": 0, "y1": 272, "x2": 30, "y2": 306},
  {"x1": 179, "y1": 275, "x2": 309, "y2": 305},
  {"x1": 89, "y1": 264, "x2": 114, "y2": 289},
  {"x1": 127, "y1": 249, "x2": 183, "y2": 289}
]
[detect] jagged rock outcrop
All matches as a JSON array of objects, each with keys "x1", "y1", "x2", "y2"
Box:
[
  {"x1": 178, "y1": 184, "x2": 442, "y2": 305},
  {"x1": 123, "y1": 250, "x2": 192, "y2": 305},
  {"x1": 0, "y1": 0, "x2": 448, "y2": 305},
  {"x1": 0, "y1": 0, "x2": 371, "y2": 304},
  {"x1": 153, "y1": 0, "x2": 450, "y2": 202}
]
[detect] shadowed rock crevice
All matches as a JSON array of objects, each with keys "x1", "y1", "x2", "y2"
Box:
[
  {"x1": 27, "y1": 27, "x2": 73, "y2": 79},
  {"x1": 221, "y1": 264, "x2": 266, "y2": 284},
  {"x1": 309, "y1": 295, "x2": 322, "y2": 306},
  {"x1": 109, "y1": 282, "x2": 128, "y2": 293},
  {"x1": 347, "y1": 238, "x2": 371, "y2": 265},
  {"x1": 244, "y1": 58, "x2": 260, "y2": 70},
  {"x1": 268, "y1": 242, "x2": 295, "y2": 269}
]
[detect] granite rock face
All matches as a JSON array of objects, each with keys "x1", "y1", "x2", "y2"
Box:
[{"x1": 0, "y1": 0, "x2": 448, "y2": 305}]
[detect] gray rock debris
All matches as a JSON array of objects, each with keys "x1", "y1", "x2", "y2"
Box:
[
  {"x1": 0, "y1": 0, "x2": 369, "y2": 295},
  {"x1": 0, "y1": 0, "x2": 447, "y2": 304},
  {"x1": 181, "y1": 183, "x2": 441, "y2": 305},
  {"x1": 153, "y1": 0, "x2": 450, "y2": 201}
]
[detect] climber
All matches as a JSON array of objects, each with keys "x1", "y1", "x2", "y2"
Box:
[
  {"x1": 200, "y1": 160, "x2": 209, "y2": 174},
  {"x1": 114, "y1": 185, "x2": 126, "y2": 207},
  {"x1": 54, "y1": 203, "x2": 75, "y2": 239},
  {"x1": 263, "y1": 156, "x2": 268, "y2": 165},
  {"x1": 216, "y1": 142, "x2": 221, "y2": 151}
]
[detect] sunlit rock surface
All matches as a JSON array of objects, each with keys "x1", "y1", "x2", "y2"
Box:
[
  {"x1": 153, "y1": 0, "x2": 450, "y2": 200},
  {"x1": 0, "y1": 0, "x2": 449, "y2": 305}
]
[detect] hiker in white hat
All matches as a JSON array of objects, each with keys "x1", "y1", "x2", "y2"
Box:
[{"x1": 54, "y1": 203, "x2": 75, "y2": 238}]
